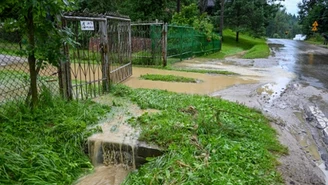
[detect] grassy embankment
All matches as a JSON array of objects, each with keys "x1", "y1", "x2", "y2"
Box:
[
  {"x1": 204, "y1": 29, "x2": 270, "y2": 59},
  {"x1": 305, "y1": 33, "x2": 328, "y2": 48},
  {"x1": 111, "y1": 85, "x2": 287, "y2": 185}
]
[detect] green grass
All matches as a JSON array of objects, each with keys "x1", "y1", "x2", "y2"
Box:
[
  {"x1": 0, "y1": 90, "x2": 110, "y2": 185},
  {"x1": 168, "y1": 67, "x2": 238, "y2": 75},
  {"x1": 110, "y1": 85, "x2": 287, "y2": 185},
  {"x1": 203, "y1": 29, "x2": 270, "y2": 59},
  {"x1": 140, "y1": 74, "x2": 199, "y2": 83},
  {"x1": 305, "y1": 34, "x2": 328, "y2": 48}
]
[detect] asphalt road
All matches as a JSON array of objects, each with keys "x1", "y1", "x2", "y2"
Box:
[{"x1": 268, "y1": 39, "x2": 328, "y2": 90}]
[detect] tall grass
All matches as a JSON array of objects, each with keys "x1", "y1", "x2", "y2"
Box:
[
  {"x1": 110, "y1": 85, "x2": 287, "y2": 184},
  {"x1": 0, "y1": 88, "x2": 110, "y2": 184}
]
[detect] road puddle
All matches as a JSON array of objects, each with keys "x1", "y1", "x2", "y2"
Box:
[{"x1": 123, "y1": 67, "x2": 256, "y2": 94}]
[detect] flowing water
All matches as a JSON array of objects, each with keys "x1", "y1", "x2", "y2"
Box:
[{"x1": 74, "y1": 96, "x2": 160, "y2": 185}]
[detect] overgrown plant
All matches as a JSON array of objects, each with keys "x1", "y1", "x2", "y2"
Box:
[
  {"x1": 0, "y1": 88, "x2": 110, "y2": 184},
  {"x1": 109, "y1": 85, "x2": 288, "y2": 184}
]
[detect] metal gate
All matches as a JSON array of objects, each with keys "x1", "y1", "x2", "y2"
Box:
[{"x1": 60, "y1": 13, "x2": 132, "y2": 100}]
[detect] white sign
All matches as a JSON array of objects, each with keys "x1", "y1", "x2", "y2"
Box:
[{"x1": 80, "y1": 21, "x2": 94, "y2": 31}]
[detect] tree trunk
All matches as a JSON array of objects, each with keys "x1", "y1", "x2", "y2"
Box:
[
  {"x1": 177, "y1": 0, "x2": 181, "y2": 12},
  {"x1": 220, "y1": 0, "x2": 224, "y2": 41},
  {"x1": 26, "y1": 6, "x2": 38, "y2": 108},
  {"x1": 236, "y1": 31, "x2": 239, "y2": 42}
]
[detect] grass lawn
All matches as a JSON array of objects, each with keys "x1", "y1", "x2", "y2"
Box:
[
  {"x1": 110, "y1": 85, "x2": 287, "y2": 185},
  {"x1": 204, "y1": 29, "x2": 270, "y2": 59}
]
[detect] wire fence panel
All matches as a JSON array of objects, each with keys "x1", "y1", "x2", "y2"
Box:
[
  {"x1": 167, "y1": 24, "x2": 221, "y2": 60},
  {"x1": 131, "y1": 23, "x2": 163, "y2": 66},
  {"x1": 108, "y1": 18, "x2": 132, "y2": 83},
  {"x1": 0, "y1": 26, "x2": 59, "y2": 105},
  {"x1": 131, "y1": 23, "x2": 221, "y2": 66}
]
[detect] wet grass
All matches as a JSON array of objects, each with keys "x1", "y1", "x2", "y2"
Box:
[
  {"x1": 203, "y1": 29, "x2": 270, "y2": 59},
  {"x1": 140, "y1": 74, "x2": 199, "y2": 83},
  {"x1": 0, "y1": 89, "x2": 110, "y2": 185},
  {"x1": 110, "y1": 85, "x2": 288, "y2": 185}
]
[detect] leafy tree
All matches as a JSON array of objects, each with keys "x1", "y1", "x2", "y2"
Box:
[
  {"x1": 223, "y1": 0, "x2": 280, "y2": 41},
  {"x1": 0, "y1": 0, "x2": 75, "y2": 108},
  {"x1": 298, "y1": 0, "x2": 328, "y2": 35},
  {"x1": 266, "y1": 8, "x2": 302, "y2": 38},
  {"x1": 171, "y1": 3, "x2": 217, "y2": 39}
]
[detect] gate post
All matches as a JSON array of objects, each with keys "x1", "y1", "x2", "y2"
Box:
[
  {"x1": 59, "y1": 18, "x2": 73, "y2": 100},
  {"x1": 162, "y1": 23, "x2": 167, "y2": 67},
  {"x1": 100, "y1": 20, "x2": 110, "y2": 92}
]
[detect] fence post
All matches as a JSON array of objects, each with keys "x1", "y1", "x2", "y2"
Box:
[
  {"x1": 162, "y1": 23, "x2": 167, "y2": 67},
  {"x1": 100, "y1": 20, "x2": 109, "y2": 92},
  {"x1": 59, "y1": 18, "x2": 73, "y2": 100}
]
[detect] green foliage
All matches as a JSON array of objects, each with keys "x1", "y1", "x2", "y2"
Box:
[
  {"x1": 171, "y1": 3, "x2": 218, "y2": 40},
  {"x1": 110, "y1": 85, "x2": 287, "y2": 184},
  {"x1": 298, "y1": 0, "x2": 328, "y2": 36},
  {"x1": 140, "y1": 74, "x2": 199, "y2": 83},
  {"x1": 0, "y1": 91, "x2": 110, "y2": 184},
  {"x1": 132, "y1": 51, "x2": 153, "y2": 65},
  {"x1": 266, "y1": 9, "x2": 302, "y2": 39},
  {"x1": 223, "y1": 0, "x2": 280, "y2": 39}
]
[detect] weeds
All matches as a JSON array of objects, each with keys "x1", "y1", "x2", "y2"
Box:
[
  {"x1": 140, "y1": 74, "x2": 199, "y2": 83},
  {"x1": 0, "y1": 90, "x2": 110, "y2": 184},
  {"x1": 110, "y1": 85, "x2": 287, "y2": 184}
]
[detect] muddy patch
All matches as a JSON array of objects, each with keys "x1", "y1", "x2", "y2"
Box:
[{"x1": 123, "y1": 67, "x2": 256, "y2": 94}]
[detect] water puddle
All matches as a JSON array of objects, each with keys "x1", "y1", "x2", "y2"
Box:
[{"x1": 123, "y1": 67, "x2": 256, "y2": 94}]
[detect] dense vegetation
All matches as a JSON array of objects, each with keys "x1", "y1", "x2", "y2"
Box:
[
  {"x1": 0, "y1": 90, "x2": 110, "y2": 184},
  {"x1": 298, "y1": 0, "x2": 328, "y2": 36},
  {"x1": 108, "y1": 85, "x2": 288, "y2": 184}
]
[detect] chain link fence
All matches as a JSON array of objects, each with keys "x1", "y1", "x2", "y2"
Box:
[{"x1": 0, "y1": 25, "x2": 59, "y2": 105}]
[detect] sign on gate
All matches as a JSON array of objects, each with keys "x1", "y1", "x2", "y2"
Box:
[{"x1": 80, "y1": 21, "x2": 94, "y2": 30}]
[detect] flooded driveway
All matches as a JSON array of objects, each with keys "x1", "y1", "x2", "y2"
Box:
[{"x1": 123, "y1": 67, "x2": 256, "y2": 94}]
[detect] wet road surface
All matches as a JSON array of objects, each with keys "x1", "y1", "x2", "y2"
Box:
[{"x1": 268, "y1": 39, "x2": 328, "y2": 89}]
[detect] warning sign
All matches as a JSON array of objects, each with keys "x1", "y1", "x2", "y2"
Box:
[
  {"x1": 80, "y1": 21, "x2": 94, "y2": 31},
  {"x1": 312, "y1": 21, "x2": 318, "y2": 32}
]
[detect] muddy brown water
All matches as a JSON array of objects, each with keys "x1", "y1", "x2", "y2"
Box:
[{"x1": 123, "y1": 67, "x2": 256, "y2": 94}]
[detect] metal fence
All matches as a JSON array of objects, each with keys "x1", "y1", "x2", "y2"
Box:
[
  {"x1": 0, "y1": 28, "x2": 59, "y2": 104},
  {"x1": 60, "y1": 13, "x2": 132, "y2": 100},
  {"x1": 131, "y1": 23, "x2": 221, "y2": 66},
  {"x1": 0, "y1": 13, "x2": 132, "y2": 104}
]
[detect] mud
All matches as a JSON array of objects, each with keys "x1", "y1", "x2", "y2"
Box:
[{"x1": 123, "y1": 67, "x2": 256, "y2": 94}]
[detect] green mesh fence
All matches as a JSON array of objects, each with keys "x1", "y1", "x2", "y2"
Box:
[
  {"x1": 131, "y1": 23, "x2": 221, "y2": 66},
  {"x1": 167, "y1": 25, "x2": 221, "y2": 60}
]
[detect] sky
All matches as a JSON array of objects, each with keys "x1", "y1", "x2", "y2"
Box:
[{"x1": 279, "y1": 0, "x2": 302, "y2": 15}]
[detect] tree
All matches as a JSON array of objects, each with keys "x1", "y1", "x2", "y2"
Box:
[
  {"x1": 0, "y1": 0, "x2": 74, "y2": 108},
  {"x1": 298, "y1": 0, "x2": 328, "y2": 35},
  {"x1": 224, "y1": 0, "x2": 280, "y2": 42}
]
